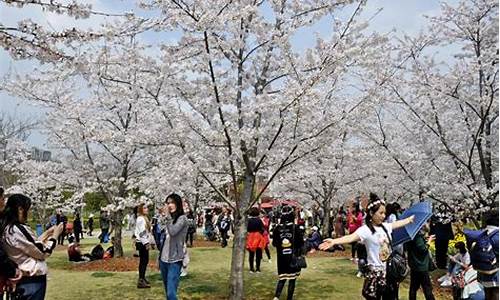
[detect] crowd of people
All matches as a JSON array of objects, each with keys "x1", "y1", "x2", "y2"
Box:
[{"x1": 0, "y1": 186, "x2": 498, "y2": 300}]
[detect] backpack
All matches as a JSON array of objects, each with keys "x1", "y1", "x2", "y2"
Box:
[
  {"x1": 90, "y1": 244, "x2": 104, "y2": 260},
  {"x1": 464, "y1": 228, "x2": 499, "y2": 274},
  {"x1": 381, "y1": 225, "x2": 409, "y2": 283}
]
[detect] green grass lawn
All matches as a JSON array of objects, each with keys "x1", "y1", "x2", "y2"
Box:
[{"x1": 45, "y1": 234, "x2": 450, "y2": 299}]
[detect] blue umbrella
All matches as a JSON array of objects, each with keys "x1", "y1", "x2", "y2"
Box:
[{"x1": 391, "y1": 201, "x2": 433, "y2": 247}]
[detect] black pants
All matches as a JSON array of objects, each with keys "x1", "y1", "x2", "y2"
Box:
[
  {"x1": 409, "y1": 270, "x2": 435, "y2": 300},
  {"x1": 58, "y1": 230, "x2": 66, "y2": 245},
  {"x1": 248, "y1": 249, "x2": 262, "y2": 272},
  {"x1": 264, "y1": 246, "x2": 271, "y2": 260},
  {"x1": 435, "y1": 238, "x2": 450, "y2": 269},
  {"x1": 220, "y1": 230, "x2": 228, "y2": 247},
  {"x1": 351, "y1": 241, "x2": 358, "y2": 259},
  {"x1": 275, "y1": 279, "x2": 296, "y2": 300},
  {"x1": 74, "y1": 230, "x2": 81, "y2": 243},
  {"x1": 186, "y1": 231, "x2": 194, "y2": 247},
  {"x1": 135, "y1": 242, "x2": 149, "y2": 280}
]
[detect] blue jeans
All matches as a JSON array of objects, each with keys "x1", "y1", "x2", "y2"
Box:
[
  {"x1": 448, "y1": 261, "x2": 461, "y2": 275},
  {"x1": 16, "y1": 279, "x2": 47, "y2": 300},
  {"x1": 159, "y1": 260, "x2": 182, "y2": 300}
]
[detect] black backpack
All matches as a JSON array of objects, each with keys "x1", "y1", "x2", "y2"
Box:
[
  {"x1": 381, "y1": 225, "x2": 409, "y2": 283},
  {"x1": 90, "y1": 244, "x2": 104, "y2": 260}
]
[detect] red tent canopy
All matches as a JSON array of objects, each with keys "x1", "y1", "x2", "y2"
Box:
[{"x1": 259, "y1": 198, "x2": 301, "y2": 209}]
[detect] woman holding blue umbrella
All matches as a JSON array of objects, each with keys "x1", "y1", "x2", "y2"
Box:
[{"x1": 319, "y1": 193, "x2": 414, "y2": 300}]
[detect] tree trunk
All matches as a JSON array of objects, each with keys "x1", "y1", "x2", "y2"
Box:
[
  {"x1": 228, "y1": 172, "x2": 254, "y2": 300},
  {"x1": 321, "y1": 198, "x2": 332, "y2": 238},
  {"x1": 112, "y1": 210, "x2": 124, "y2": 257},
  {"x1": 229, "y1": 213, "x2": 248, "y2": 300}
]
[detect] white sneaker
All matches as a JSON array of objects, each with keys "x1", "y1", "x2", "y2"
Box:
[
  {"x1": 180, "y1": 270, "x2": 188, "y2": 277},
  {"x1": 440, "y1": 279, "x2": 452, "y2": 287},
  {"x1": 273, "y1": 298, "x2": 279, "y2": 300},
  {"x1": 268, "y1": 259, "x2": 272, "y2": 264},
  {"x1": 356, "y1": 272, "x2": 363, "y2": 278},
  {"x1": 438, "y1": 274, "x2": 449, "y2": 283}
]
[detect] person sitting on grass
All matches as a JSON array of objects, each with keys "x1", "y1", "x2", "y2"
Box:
[
  {"x1": 305, "y1": 226, "x2": 322, "y2": 253},
  {"x1": 103, "y1": 237, "x2": 115, "y2": 259},
  {"x1": 67, "y1": 236, "x2": 91, "y2": 262},
  {"x1": 438, "y1": 241, "x2": 470, "y2": 287}
]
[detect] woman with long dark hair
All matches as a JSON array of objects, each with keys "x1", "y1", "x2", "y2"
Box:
[
  {"x1": 319, "y1": 193, "x2": 415, "y2": 300},
  {"x1": 157, "y1": 193, "x2": 188, "y2": 300},
  {"x1": 134, "y1": 203, "x2": 152, "y2": 288},
  {"x1": 0, "y1": 194, "x2": 63, "y2": 300}
]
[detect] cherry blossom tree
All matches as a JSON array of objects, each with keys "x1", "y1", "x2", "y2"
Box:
[
  {"x1": 362, "y1": 0, "x2": 498, "y2": 218},
  {"x1": 123, "y1": 1, "x2": 391, "y2": 297},
  {"x1": 0, "y1": 112, "x2": 37, "y2": 186}
]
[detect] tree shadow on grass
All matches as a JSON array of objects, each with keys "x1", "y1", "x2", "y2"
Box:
[{"x1": 91, "y1": 272, "x2": 115, "y2": 278}]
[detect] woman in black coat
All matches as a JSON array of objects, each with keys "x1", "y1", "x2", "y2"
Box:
[{"x1": 272, "y1": 206, "x2": 305, "y2": 300}]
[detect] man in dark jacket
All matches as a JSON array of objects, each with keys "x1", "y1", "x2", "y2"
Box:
[
  {"x1": 99, "y1": 210, "x2": 110, "y2": 243},
  {"x1": 73, "y1": 213, "x2": 83, "y2": 243},
  {"x1": 406, "y1": 225, "x2": 436, "y2": 300},
  {"x1": 430, "y1": 206, "x2": 454, "y2": 269},
  {"x1": 0, "y1": 187, "x2": 22, "y2": 294}
]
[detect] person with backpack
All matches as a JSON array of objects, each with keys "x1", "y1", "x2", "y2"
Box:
[
  {"x1": 383, "y1": 202, "x2": 404, "y2": 298},
  {"x1": 405, "y1": 222, "x2": 436, "y2": 300},
  {"x1": 0, "y1": 194, "x2": 64, "y2": 300},
  {"x1": 319, "y1": 193, "x2": 415, "y2": 300},
  {"x1": 272, "y1": 205, "x2": 305, "y2": 300},
  {"x1": 464, "y1": 211, "x2": 499, "y2": 300}
]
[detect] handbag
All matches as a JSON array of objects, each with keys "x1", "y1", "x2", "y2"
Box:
[
  {"x1": 290, "y1": 224, "x2": 307, "y2": 269},
  {"x1": 290, "y1": 255, "x2": 307, "y2": 269},
  {"x1": 381, "y1": 225, "x2": 409, "y2": 283}
]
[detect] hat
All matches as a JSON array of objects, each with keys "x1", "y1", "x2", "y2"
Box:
[
  {"x1": 89, "y1": 213, "x2": 94, "y2": 218},
  {"x1": 312, "y1": 226, "x2": 319, "y2": 231}
]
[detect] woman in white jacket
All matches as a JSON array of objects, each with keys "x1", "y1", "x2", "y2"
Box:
[
  {"x1": 134, "y1": 203, "x2": 152, "y2": 288},
  {"x1": 1, "y1": 194, "x2": 63, "y2": 300}
]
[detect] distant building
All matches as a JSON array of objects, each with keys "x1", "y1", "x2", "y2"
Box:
[{"x1": 30, "y1": 147, "x2": 52, "y2": 162}]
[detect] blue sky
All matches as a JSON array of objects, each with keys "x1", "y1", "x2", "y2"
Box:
[{"x1": 0, "y1": 0, "x2": 457, "y2": 148}]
